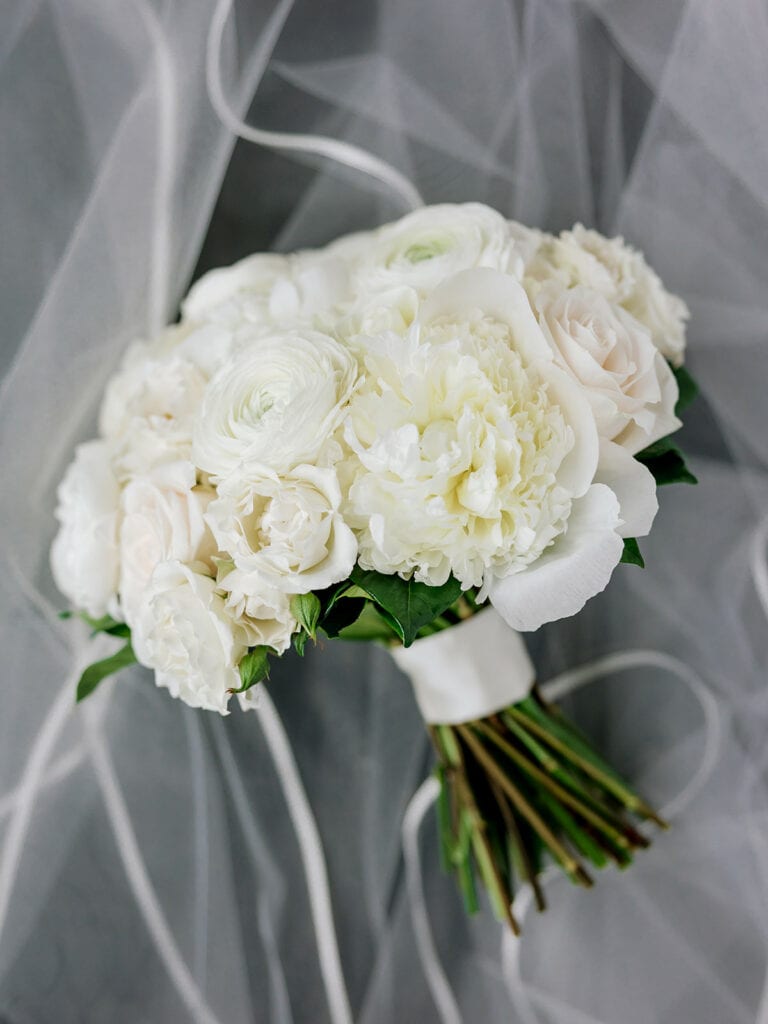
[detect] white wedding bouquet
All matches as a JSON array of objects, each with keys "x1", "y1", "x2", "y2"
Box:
[{"x1": 53, "y1": 204, "x2": 697, "y2": 932}]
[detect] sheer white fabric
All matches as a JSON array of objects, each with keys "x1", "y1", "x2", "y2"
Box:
[{"x1": 2, "y1": 1, "x2": 768, "y2": 1021}]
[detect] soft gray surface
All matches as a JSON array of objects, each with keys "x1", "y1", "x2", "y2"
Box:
[{"x1": 1, "y1": 2, "x2": 767, "y2": 1022}]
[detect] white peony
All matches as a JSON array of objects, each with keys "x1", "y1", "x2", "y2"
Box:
[
  {"x1": 118, "y1": 461, "x2": 216, "y2": 629},
  {"x1": 132, "y1": 560, "x2": 250, "y2": 714},
  {"x1": 207, "y1": 464, "x2": 357, "y2": 594},
  {"x1": 341, "y1": 269, "x2": 621, "y2": 611},
  {"x1": 192, "y1": 329, "x2": 358, "y2": 480},
  {"x1": 99, "y1": 343, "x2": 207, "y2": 479},
  {"x1": 337, "y1": 286, "x2": 420, "y2": 348},
  {"x1": 524, "y1": 224, "x2": 689, "y2": 365},
  {"x1": 352, "y1": 203, "x2": 523, "y2": 296},
  {"x1": 534, "y1": 283, "x2": 681, "y2": 453},
  {"x1": 51, "y1": 440, "x2": 121, "y2": 618}
]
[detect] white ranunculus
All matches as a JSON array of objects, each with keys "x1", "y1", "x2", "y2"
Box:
[
  {"x1": 132, "y1": 560, "x2": 250, "y2": 714},
  {"x1": 99, "y1": 344, "x2": 207, "y2": 479},
  {"x1": 118, "y1": 461, "x2": 216, "y2": 628},
  {"x1": 207, "y1": 464, "x2": 358, "y2": 595},
  {"x1": 525, "y1": 225, "x2": 689, "y2": 365},
  {"x1": 50, "y1": 440, "x2": 121, "y2": 618},
  {"x1": 352, "y1": 203, "x2": 523, "y2": 296},
  {"x1": 220, "y1": 568, "x2": 297, "y2": 659},
  {"x1": 192, "y1": 330, "x2": 359, "y2": 480},
  {"x1": 535, "y1": 283, "x2": 681, "y2": 453},
  {"x1": 341, "y1": 269, "x2": 612, "y2": 619}
]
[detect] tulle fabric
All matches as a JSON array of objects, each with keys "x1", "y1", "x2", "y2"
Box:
[{"x1": 2, "y1": 1, "x2": 768, "y2": 1021}]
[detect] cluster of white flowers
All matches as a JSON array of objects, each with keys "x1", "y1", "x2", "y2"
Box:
[{"x1": 51, "y1": 203, "x2": 688, "y2": 713}]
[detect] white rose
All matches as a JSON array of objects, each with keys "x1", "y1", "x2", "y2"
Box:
[
  {"x1": 352, "y1": 203, "x2": 523, "y2": 296},
  {"x1": 118, "y1": 461, "x2": 216, "y2": 628},
  {"x1": 182, "y1": 250, "x2": 351, "y2": 334},
  {"x1": 535, "y1": 284, "x2": 681, "y2": 453},
  {"x1": 99, "y1": 344, "x2": 207, "y2": 479},
  {"x1": 132, "y1": 560, "x2": 250, "y2": 715},
  {"x1": 219, "y1": 568, "x2": 297, "y2": 657},
  {"x1": 50, "y1": 440, "x2": 120, "y2": 618},
  {"x1": 207, "y1": 464, "x2": 358, "y2": 594},
  {"x1": 192, "y1": 330, "x2": 359, "y2": 480},
  {"x1": 525, "y1": 225, "x2": 689, "y2": 365}
]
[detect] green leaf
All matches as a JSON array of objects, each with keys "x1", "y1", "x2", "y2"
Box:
[
  {"x1": 320, "y1": 596, "x2": 366, "y2": 639},
  {"x1": 637, "y1": 437, "x2": 698, "y2": 487},
  {"x1": 73, "y1": 611, "x2": 131, "y2": 639},
  {"x1": 672, "y1": 364, "x2": 699, "y2": 414},
  {"x1": 230, "y1": 646, "x2": 271, "y2": 694},
  {"x1": 76, "y1": 642, "x2": 136, "y2": 703},
  {"x1": 289, "y1": 592, "x2": 322, "y2": 639},
  {"x1": 294, "y1": 631, "x2": 309, "y2": 657},
  {"x1": 620, "y1": 537, "x2": 645, "y2": 568},
  {"x1": 349, "y1": 567, "x2": 463, "y2": 647},
  {"x1": 336, "y1": 601, "x2": 400, "y2": 642}
]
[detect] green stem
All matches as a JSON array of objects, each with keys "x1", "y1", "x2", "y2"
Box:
[{"x1": 457, "y1": 725, "x2": 593, "y2": 888}]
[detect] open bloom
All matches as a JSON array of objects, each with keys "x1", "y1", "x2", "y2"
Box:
[
  {"x1": 182, "y1": 250, "x2": 351, "y2": 334},
  {"x1": 535, "y1": 283, "x2": 681, "y2": 453},
  {"x1": 50, "y1": 440, "x2": 120, "y2": 618},
  {"x1": 192, "y1": 329, "x2": 358, "y2": 480},
  {"x1": 100, "y1": 343, "x2": 207, "y2": 479},
  {"x1": 341, "y1": 268, "x2": 641, "y2": 629},
  {"x1": 352, "y1": 203, "x2": 524, "y2": 296},
  {"x1": 207, "y1": 464, "x2": 358, "y2": 595},
  {"x1": 219, "y1": 568, "x2": 297, "y2": 659},
  {"x1": 524, "y1": 225, "x2": 689, "y2": 365},
  {"x1": 118, "y1": 461, "x2": 216, "y2": 629},
  {"x1": 132, "y1": 560, "x2": 251, "y2": 714}
]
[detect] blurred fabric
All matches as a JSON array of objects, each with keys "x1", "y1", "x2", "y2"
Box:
[{"x1": 1, "y1": 1, "x2": 767, "y2": 1021}]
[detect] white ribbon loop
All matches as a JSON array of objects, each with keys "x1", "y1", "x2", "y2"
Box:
[{"x1": 391, "y1": 608, "x2": 535, "y2": 724}]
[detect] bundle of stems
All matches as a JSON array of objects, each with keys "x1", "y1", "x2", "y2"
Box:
[{"x1": 430, "y1": 688, "x2": 667, "y2": 933}]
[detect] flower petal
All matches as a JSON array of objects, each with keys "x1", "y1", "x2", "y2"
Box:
[
  {"x1": 421, "y1": 268, "x2": 554, "y2": 364},
  {"x1": 488, "y1": 484, "x2": 623, "y2": 631},
  {"x1": 595, "y1": 440, "x2": 658, "y2": 538}
]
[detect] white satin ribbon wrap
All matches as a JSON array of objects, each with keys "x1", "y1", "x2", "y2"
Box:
[{"x1": 390, "y1": 608, "x2": 535, "y2": 724}]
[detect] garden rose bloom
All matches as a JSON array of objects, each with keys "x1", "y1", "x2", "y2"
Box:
[
  {"x1": 525, "y1": 224, "x2": 689, "y2": 365},
  {"x1": 51, "y1": 440, "x2": 120, "y2": 618},
  {"x1": 132, "y1": 560, "x2": 251, "y2": 714},
  {"x1": 182, "y1": 250, "x2": 351, "y2": 334},
  {"x1": 99, "y1": 344, "x2": 207, "y2": 479},
  {"x1": 219, "y1": 568, "x2": 298, "y2": 660},
  {"x1": 535, "y1": 283, "x2": 681, "y2": 452},
  {"x1": 118, "y1": 461, "x2": 215, "y2": 628},
  {"x1": 207, "y1": 464, "x2": 358, "y2": 594}
]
